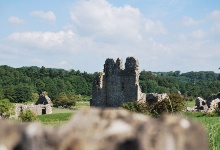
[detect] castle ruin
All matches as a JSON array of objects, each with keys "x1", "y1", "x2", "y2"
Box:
[{"x1": 91, "y1": 57, "x2": 146, "y2": 107}]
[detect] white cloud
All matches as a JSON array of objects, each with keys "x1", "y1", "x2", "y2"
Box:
[
  {"x1": 144, "y1": 19, "x2": 167, "y2": 34},
  {"x1": 30, "y1": 11, "x2": 56, "y2": 22},
  {"x1": 31, "y1": 58, "x2": 45, "y2": 64},
  {"x1": 177, "y1": 34, "x2": 187, "y2": 41},
  {"x1": 57, "y1": 61, "x2": 72, "y2": 68},
  {"x1": 210, "y1": 10, "x2": 220, "y2": 20},
  {"x1": 191, "y1": 29, "x2": 206, "y2": 39},
  {"x1": 70, "y1": 0, "x2": 167, "y2": 43},
  {"x1": 181, "y1": 16, "x2": 201, "y2": 26},
  {"x1": 1, "y1": 0, "x2": 219, "y2": 73},
  {"x1": 208, "y1": 10, "x2": 220, "y2": 33},
  {"x1": 6, "y1": 31, "x2": 75, "y2": 50},
  {"x1": 8, "y1": 16, "x2": 24, "y2": 24}
]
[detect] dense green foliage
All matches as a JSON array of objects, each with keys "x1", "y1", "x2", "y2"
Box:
[
  {"x1": 0, "y1": 99, "x2": 14, "y2": 118},
  {"x1": 122, "y1": 101, "x2": 148, "y2": 114},
  {"x1": 140, "y1": 71, "x2": 220, "y2": 99},
  {"x1": 0, "y1": 65, "x2": 219, "y2": 104},
  {"x1": 18, "y1": 109, "x2": 38, "y2": 122},
  {"x1": 53, "y1": 92, "x2": 77, "y2": 108},
  {"x1": 0, "y1": 65, "x2": 94, "y2": 103}
]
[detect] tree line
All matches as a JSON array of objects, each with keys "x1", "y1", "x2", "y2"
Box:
[
  {"x1": 0, "y1": 65, "x2": 219, "y2": 104},
  {"x1": 0, "y1": 65, "x2": 94, "y2": 103},
  {"x1": 140, "y1": 70, "x2": 220, "y2": 99}
]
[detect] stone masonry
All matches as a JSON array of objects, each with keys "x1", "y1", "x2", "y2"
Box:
[
  {"x1": 91, "y1": 57, "x2": 146, "y2": 107},
  {"x1": 14, "y1": 94, "x2": 52, "y2": 117}
]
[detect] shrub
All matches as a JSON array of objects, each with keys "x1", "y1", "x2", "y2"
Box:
[
  {"x1": 0, "y1": 99, "x2": 14, "y2": 118},
  {"x1": 150, "y1": 94, "x2": 185, "y2": 117},
  {"x1": 122, "y1": 94, "x2": 185, "y2": 117},
  {"x1": 122, "y1": 101, "x2": 149, "y2": 115},
  {"x1": 19, "y1": 110, "x2": 37, "y2": 122},
  {"x1": 53, "y1": 92, "x2": 76, "y2": 108}
]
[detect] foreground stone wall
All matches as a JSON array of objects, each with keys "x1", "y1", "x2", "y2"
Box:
[
  {"x1": 91, "y1": 57, "x2": 146, "y2": 107},
  {"x1": 0, "y1": 108, "x2": 208, "y2": 150}
]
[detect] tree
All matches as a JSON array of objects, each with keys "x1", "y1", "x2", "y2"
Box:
[
  {"x1": 44, "y1": 77, "x2": 58, "y2": 100},
  {"x1": 54, "y1": 92, "x2": 76, "y2": 108},
  {"x1": 0, "y1": 87, "x2": 4, "y2": 99},
  {"x1": 36, "y1": 79, "x2": 45, "y2": 94},
  {"x1": 69, "y1": 76, "x2": 88, "y2": 95},
  {"x1": 3, "y1": 85, "x2": 16, "y2": 102},
  {"x1": 0, "y1": 99, "x2": 14, "y2": 118},
  {"x1": 15, "y1": 85, "x2": 32, "y2": 103}
]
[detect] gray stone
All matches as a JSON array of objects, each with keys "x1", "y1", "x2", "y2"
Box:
[
  {"x1": 208, "y1": 98, "x2": 220, "y2": 112},
  {"x1": 0, "y1": 108, "x2": 209, "y2": 150},
  {"x1": 14, "y1": 104, "x2": 52, "y2": 117},
  {"x1": 206, "y1": 92, "x2": 220, "y2": 107},
  {"x1": 91, "y1": 57, "x2": 146, "y2": 107},
  {"x1": 146, "y1": 93, "x2": 169, "y2": 105},
  {"x1": 193, "y1": 93, "x2": 220, "y2": 112},
  {"x1": 186, "y1": 106, "x2": 197, "y2": 112},
  {"x1": 14, "y1": 93, "x2": 52, "y2": 117},
  {"x1": 195, "y1": 97, "x2": 209, "y2": 112}
]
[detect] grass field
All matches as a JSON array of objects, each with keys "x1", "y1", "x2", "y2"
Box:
[
  {"x1": 37, "y1": 101, "x2": 89, "y2": 126},
  {"x1": 185, "y1": 100, "x2": 195, "y2": 107}
]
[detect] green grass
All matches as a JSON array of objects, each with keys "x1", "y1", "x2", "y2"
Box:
[
  {"x1": 185, "y1": 100, "x2": 195, "y2": 107},
  {"x1": 37, "y1": 113, "x2": 73, "y2": 126},
  {"x1": 52, "y1": 107, "x2": 76, "y2": 114},
  {"x1": 184, "y1": 112, "x2": 220, "y2": 150},
  {"x1": 37, "y1": 101, "x2": 90, "y2": 126}
]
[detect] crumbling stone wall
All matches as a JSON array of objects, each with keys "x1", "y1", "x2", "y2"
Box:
[
  {"x1": 14, "y1": 93, "x2": 52, "y2": 117},
  {"x1": 186, "y1": 92, "x2": 220, "y2": 112},
  {"x1": 91, "y1": 57, "x2": 146, "y2": 107},
  {"x1": 145, "y1": 93, "x2": 169, "y2": 105},
  {"x1": 14, "y1": 104, "x2": 52, "y2": 117}
]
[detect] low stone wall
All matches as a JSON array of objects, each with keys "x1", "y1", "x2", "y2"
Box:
[
  {"x1": 0, "y1": 108, "x2": 208, "y2": 150},
  {"x1": 14, "y1": 104, "x2": 52, "y2": 117}
]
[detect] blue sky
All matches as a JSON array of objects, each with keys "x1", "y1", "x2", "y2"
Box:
[{"x1": 0, "y1": 0, "x2": 220, "y2": 73}]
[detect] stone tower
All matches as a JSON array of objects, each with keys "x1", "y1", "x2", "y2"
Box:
[{"x1": 91, "y1": 57, "x2": 146, "y2": 107}]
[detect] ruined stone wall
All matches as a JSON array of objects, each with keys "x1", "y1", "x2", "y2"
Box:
[
  {"x1": 91, "y1": 57, "x2": 146, "y2": 107},
  {"x1": 14, "y1": 104, "x2": 52, "y2": 117}
]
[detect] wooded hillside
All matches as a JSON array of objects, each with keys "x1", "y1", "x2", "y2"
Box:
[{"x1": 0, "y1": 65, "x2": 219, "y2": 103}]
